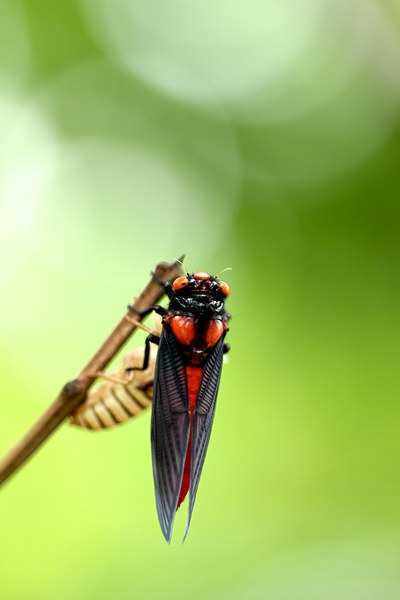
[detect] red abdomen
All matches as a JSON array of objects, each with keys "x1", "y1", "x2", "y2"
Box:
[
  {"x1": 167, "y1": 314, "x2": 224, "y2": 508},
  {"x1": 177, "y1": 366, "x2": 202, "y2": 507}
]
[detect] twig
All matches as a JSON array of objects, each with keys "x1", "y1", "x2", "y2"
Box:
[{"x1": 0, "y1": 258, "x2": 183, "y2": 487}]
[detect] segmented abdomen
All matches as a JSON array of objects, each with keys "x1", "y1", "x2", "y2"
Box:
[{"x1": 70, "y1": 345, "x2": 156, "y2": 431}]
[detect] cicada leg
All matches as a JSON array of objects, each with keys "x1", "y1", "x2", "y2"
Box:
[
  {"x1": 126, "y1": 333, "x2": 160, "y2": 373},
  {"x1": 127, "y1": 304, "x2": 167, "y2": 318},
  {"x1": 94, "y1": 316, "x2": 161, "y2": 384}
]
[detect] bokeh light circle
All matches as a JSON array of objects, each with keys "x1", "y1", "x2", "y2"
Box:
[
  {"x1": 81, "y1": 0, "x2": 320, "y2": 109},
  {"x1": 0, "y1": 96, "x2": 59, "y2": 288}
]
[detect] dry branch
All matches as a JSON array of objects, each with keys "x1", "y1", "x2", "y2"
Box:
[{"x1": 0, "y1": 258, "x2": 183, "y2": 487}]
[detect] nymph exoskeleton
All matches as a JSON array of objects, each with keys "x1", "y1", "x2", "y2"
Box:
[{"x1": 70, "y1": 345, "x2": 156, "y2": 430}]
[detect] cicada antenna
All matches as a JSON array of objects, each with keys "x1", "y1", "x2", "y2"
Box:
[{"x1": 217, "y1": 267, "x2": 232, "y2": 277}]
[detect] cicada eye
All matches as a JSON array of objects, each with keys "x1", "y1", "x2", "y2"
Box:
[
  {"x1": 172, "y1": 275, "x2": 189, "y2": 292},
  {"x1": 219, "y1": 281, "x2": 230, "y2": 297}
]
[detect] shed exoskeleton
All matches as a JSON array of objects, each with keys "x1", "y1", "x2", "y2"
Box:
[{"x1": 70, "y1": 317, "x2": 161, "y2": 431}]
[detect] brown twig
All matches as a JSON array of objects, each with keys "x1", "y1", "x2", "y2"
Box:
[{"x1": 0, "y1": 258, "x2": 183, "y2": 487}]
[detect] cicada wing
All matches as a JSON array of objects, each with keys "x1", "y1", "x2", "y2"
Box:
[
  {"x1": 184, "y1": 336, "x2": 225, "y2": 540},
  {"x1": 151, "y1": 328, "x2": 190, "y2": 542}
]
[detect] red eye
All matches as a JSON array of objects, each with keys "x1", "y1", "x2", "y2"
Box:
[
  {"x1": 172, "y1": 276, "x2": 189, "y2": 291},
  {"x1": 219, "y1": 281, "x2": 230, "y2": 296}
]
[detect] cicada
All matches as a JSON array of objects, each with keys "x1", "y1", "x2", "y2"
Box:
[{"x1": 132, "y1": 271, "x2": 231, "y2": 541}]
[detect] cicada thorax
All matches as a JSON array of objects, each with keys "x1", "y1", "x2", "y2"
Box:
[
  {"x1": 70, "y1": 345, "x2": 157, "y2": 431},
  {"x1": 163, "y1": 311, "x2": 228, "y2": 413},
  {"x1": 165, "y1": 313, "x2": 227, "y2": 357}
]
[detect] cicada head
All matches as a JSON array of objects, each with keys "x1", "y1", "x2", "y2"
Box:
[{"x1": 172, "y1": 272, "x2": 230, "y2": 301}]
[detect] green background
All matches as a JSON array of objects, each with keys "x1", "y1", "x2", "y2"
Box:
[{"x1": 1, "y1": 1, "x2": 400, "y2": 598}]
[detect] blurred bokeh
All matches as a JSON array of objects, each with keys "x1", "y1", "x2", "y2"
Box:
[{"x1": 1, "y1": 1, "x2": 400, "y2": 598}]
